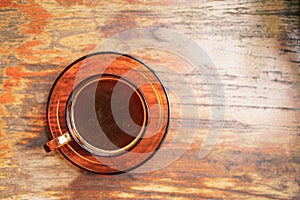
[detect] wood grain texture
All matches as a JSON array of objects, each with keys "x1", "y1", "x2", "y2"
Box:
[{"x1": 0, "y1": 0, "x2": 299, "y2": 199}]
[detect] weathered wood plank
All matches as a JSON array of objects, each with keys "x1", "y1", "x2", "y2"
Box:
[{"x1": 0, "y1": 0, "x2": 299, "y2": 199}]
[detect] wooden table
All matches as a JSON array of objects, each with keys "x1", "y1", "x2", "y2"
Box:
[{"x1": 0, "y1": 0, "x2": 299, "y2": 199}]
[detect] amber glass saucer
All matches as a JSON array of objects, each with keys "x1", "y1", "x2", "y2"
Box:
[{"x1": 46, "y1": 52, "x2": 170, "y2": 173}]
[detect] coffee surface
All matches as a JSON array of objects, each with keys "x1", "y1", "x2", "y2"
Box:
[{"x1": 69, "y1": 75, "x2": 146, "y2": 152}]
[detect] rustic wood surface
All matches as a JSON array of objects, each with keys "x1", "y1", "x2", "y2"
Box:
[{"x1": 0, "y1": 0, "x2": 299, "y2": 199}]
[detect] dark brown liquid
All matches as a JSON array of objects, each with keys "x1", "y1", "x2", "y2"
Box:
[{"x1": 69, "y1": 74, "x2": 147, "y2": 152}]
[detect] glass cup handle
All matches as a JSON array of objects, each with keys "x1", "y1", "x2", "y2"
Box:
[{"x1": 44, "y1": 132, "x2": 72, "y2": 152}]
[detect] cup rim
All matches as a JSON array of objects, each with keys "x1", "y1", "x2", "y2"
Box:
[{"x1": 65, "y1": 73, "x2": 149, "y2": 157}]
